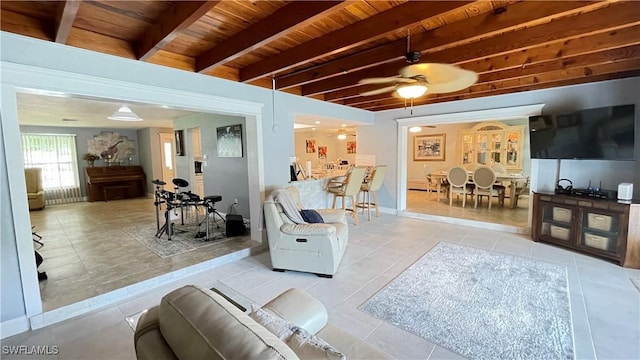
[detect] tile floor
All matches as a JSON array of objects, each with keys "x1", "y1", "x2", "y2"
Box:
[
  {"x1": 30, "y1": 198, "x2": 257, "y2": 311},
  {"x1": 7, "y1": 213, "x2": 639, "y2": 359},
  {"x1": 406, "y1": 189, "x2": 530, "y2": 228}
]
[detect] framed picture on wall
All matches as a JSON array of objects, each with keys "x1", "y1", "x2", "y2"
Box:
[
  {"x1": 216, "y1": 124, "x2": 243, "y2": 158},
  {"x1": 175, "y1": 130, "x2": 184, "y2": 156},
  {"x1": 346, "y1": 141, "x2": 356, "y2": 154},
  {"x1": 306, "y1": 139, "x2": 316, "y2": 153},
  {"x1": 414, "y1": 134, "x2": 446, "y2": 161},
  {"x1": 318, "y1": 146, "x2": 327, "y2": 159}
]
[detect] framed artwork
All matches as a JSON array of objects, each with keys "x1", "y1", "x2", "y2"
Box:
[
  {"x1": 306, "y1": 139, "x2": 316, "y2": 153},
  {"x1": 414, "y1": 134, "x2": 446, "y2": 161},
  {"x1": 175, "y1": 130, "x2": 184, "y2": 156},
  {"x1": 346, "y1": 141, "x2": 356, "y2": 154},
  {"x1": 216, "y1": 124, "x2": 243, "y2": 158},
  {"x1": 318, "y1": 146, "x2": 327, "y2": 159}
]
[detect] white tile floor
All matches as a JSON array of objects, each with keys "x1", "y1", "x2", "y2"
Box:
[{"x1": 4, "y1": 214, "x2": 640, "y2": 359}]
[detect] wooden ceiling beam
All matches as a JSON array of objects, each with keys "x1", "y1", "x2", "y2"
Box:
[
  {"x1": 239, "y1": 1, "x2": 472, "y2": 83},
  {"x1": 334, "y1": 36, "x2": 640, "y2": 105},
  {"x1": 359, "y1": 58, "x2": 640, "y2": 110},
  {"x1": 277, "y1": 0, "x2": 593, "y2": 90},
  {"x1": 196, "y1": 1, "x2": 346, "y2": 73},
  {"x1": 302, "y1": 1, "x2": 640, "y2": 96},
  {"x1": 54, "y1": 0, "x2": 81, "y2": 44},
  {"x1": 137, "y1": 1, "x2": 220, "y2": 61}
]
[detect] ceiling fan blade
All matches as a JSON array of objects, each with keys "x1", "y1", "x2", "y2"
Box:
[
  {"x1": 359, "y1": 77, "x2": 415, "y2": 85},
  {"x1": 360, "y1": 85, "x2": 397, "y2": 96},
  {"x1": 400, "y1": 63, "x2": 478, "y2": 92}
]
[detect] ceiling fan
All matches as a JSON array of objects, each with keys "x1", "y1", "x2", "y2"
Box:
[{"x1": 359, "y1": 38, "x2": 478, "y2": 99}]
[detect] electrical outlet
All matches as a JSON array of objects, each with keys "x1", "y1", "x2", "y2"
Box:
[{"x1": 234, "y1": 198, "x2": 238, "y2": 204}]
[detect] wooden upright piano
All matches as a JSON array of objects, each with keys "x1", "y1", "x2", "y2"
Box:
[{"x1": 85, "y1": 166, "x2": 146, "y2": 202}]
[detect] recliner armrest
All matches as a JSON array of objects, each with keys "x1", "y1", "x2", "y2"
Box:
[
  {"x1": 281, "y1": 223, "x2": 336, "y2": 236},
  {"x1": 315, "y1": 209, "x2": 346, "y2": 224},
  {"x1": 263, "y1": 288, "x2": 328, "y2": 335}
]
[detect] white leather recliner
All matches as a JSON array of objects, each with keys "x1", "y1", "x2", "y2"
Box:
[{"x1": 263, "y1": 187, "x2": 348, "y2": 278}]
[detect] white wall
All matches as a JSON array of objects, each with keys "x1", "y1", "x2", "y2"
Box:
[
  {"x1": 294, "y1": 130, "x2": 356, "y2": 168},
  {"x1": 0, "y1": 31, "x2": 374, "y2": 334},
  {"x1": 360, "y1": 77, "x2": 640, "y2": 209},
  {"x1": 174, "y1": 113, "x2": 250, "y2": 219}
]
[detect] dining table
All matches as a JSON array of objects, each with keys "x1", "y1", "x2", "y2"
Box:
[{"x1": 430, "y1": 170, "x2": 528, "y2": 208}]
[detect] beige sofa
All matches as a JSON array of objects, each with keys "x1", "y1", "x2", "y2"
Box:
[
  {"x1": 25, "y1": 168, "x2": 45, "y2": 210},
  {"x1": 134, "y1": 285, "x2": 389, "y2": 360},
  {"x1": 263, "y1": 187, "x2": 348, "y2": 278}
]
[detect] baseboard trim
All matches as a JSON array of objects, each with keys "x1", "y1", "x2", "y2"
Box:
[
  {"x1": 1, "y1": 316, "x2": 30, "y2": 339},
  {"x1": 378, "y1": 206, "x2": 398, "y2": 215},
  {"x1": 399, "y1": 211, "x2": 530, "y2": 235}
]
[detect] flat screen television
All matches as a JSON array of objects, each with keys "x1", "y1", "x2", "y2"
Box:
[{"x1": 529, "y1": 104, "x2": 636, "y2": 160}]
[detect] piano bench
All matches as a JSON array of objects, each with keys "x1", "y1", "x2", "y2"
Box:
[{"x1": 103, "y1": 184, "x2": 130, "y2": 202}]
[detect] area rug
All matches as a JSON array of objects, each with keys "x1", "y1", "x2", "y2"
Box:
[
  {"x1": 361, "y1": 242, "x2": 573, "y2": 360},
  {"x1": 125, "y1": 223, "x2": 231, "y2": 258}
]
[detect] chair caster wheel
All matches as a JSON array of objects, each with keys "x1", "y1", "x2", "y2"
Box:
[{"x1": 272, "y1": 268, "x2": 285, "y2": 272}]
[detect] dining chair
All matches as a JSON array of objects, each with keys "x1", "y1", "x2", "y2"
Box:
[
  {"x1": 447, "y1": 166, "x2": 474, "y2": 207},
  {"x1": 357, "y1": 165, "x2": 387, "y2": 221},
  {"x1": 490, "y1": 163, "x2": 507, "y2": 174},
  {"x1": 424, "y1": 165, "x2": 449, "y2": 200},
  {"x1": 328, "y1": 166, "x2": 367, "y2": 224},
  {"x1": 472, "y1": 166, "x2": 505, "y2": 209},
  {"x1": 511, "y1": 176, "x2": 530, "y2": 207}
]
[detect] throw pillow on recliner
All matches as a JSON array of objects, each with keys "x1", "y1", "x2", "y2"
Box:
[{"x1": 300, "y1": 209, "x2": 324, "y2": 223}]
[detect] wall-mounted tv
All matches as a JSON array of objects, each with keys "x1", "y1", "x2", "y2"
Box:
[{"x1": 529, "y1": 104, "x2": 636, "y2": 160}]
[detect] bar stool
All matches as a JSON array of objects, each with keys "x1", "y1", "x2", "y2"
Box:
[
  {"x1": 357, "y1": 165, "x2": 387, "y2": 221},
  {"x1": 327, "y1": 166, "x2": 367, "y2": 225}
]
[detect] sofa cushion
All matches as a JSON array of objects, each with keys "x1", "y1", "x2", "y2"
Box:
[
  {"x1": 250, "y1": 305, "x2": 295, "y2": 340},
  {"x1": 159, "y1": 285, "x2": 299, "y2": 360},
  {"x1": 287, "y1": 326, "x2": 346, "y2": 360}
]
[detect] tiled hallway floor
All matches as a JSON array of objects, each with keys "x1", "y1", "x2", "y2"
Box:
[
  {"x1": 30, "y1": 198, "x2": 257, "y2": 311},
  {"x1": 8, "y1": 214, "x2": 640, "y2": 359}
]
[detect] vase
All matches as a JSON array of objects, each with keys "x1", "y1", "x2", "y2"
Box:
[{"x1": 87, "y1": 160, "x2": 95, "y2": 167}]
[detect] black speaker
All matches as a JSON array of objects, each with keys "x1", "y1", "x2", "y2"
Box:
[{"x1": 226, "y1": 214, "x2": 246, "y2": 237}]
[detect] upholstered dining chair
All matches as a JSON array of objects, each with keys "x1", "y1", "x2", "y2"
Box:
[
  {"x1": 472, "y1": 166, "x2": 505, "y2": 209},
  {"x1": 490, "y1": 163, "x2": 507, "y2": 174},
  {"x1": 328, "y1": 166, "x2": 367, "y2": 224},
  {"x1": 511, "y1": 176, "x2": 530, "y2": 207},
  {"x1": 424, "y1": 165, "x2": 448, "y2": 200},
  {"x1": 447, "y1": 166, "x2": 474, "y2": 207},
  {"x1": 357, "y1": 165, "x2": 387, "y2": 221}
]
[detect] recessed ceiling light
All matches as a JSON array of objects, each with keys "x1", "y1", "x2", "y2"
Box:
[
  {"x1": 409, "y1": 126, "x2": 422, "y2": 133},
  {"x1": 314, "y1": 121, "x2": 320, "y2": 124},
  {"x1": 341, "y1": 124, "x2": 346, "y2": 127},
  {"x1": 312, "y1": 127, "x2": 316, "y2": 130}
]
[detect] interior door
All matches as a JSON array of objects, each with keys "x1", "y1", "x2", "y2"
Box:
[{"x1": 159, "y1": 132, "x2": 175, "y2": 183}]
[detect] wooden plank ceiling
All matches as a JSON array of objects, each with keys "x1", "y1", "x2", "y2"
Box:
[{"x1": 2, "y1": 0, "x2": 639, "y2": 111}]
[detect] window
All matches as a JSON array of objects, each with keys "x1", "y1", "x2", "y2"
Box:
[{"x1": 21, "y1": 134, "x2": 82, "y2": 204}]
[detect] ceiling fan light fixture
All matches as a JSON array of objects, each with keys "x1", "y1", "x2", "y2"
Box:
[
  {"x1": 409, "y1": 126, "x2": 422, "y2": 133},
  {"x1": 108, "y1": 105, "x2": 142, "y2": 121},
  {"x1": 397, "y1": 84, "x2": 427, "y2": 99}
]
